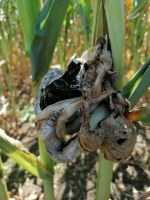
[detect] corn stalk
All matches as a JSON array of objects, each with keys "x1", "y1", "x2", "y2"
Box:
[
  {"x1": 0, "y1": 154, "x2": 9, "y2": 200},
  {"x1": 91, "y1": 0, "x2": 125, "y2": 199},
  {"x1": 93, "y1": 1, "x2": 150, "y2": 199}
]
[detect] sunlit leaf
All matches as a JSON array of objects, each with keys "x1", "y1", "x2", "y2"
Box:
[
  {"x1": 0, "y1": 129, "x2": 52, "y2": 180},
  {"x1": 104, "y1": 0, "x2": 125, "y2": 88},
  {"x1": 128, "y1": 64, "x2": 150, "y2": 108},
  {"x1": 31, "y1": 0, "x2": 70, "y2": 86},
  {"x1": 16, "y1": 0, "x2": 42, "y2": 54},
  {"x1": 122, "y1": 59, "x2": 150, "y2": 98}
]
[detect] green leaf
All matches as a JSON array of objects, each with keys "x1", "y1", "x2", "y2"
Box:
[
  {"x1": 16, "y1": 0, "x2": 42, "y2": 54},
  {"x1": 129, "y1": 65, "x2": 150, "y2": 108},
  {"x1": 0, "y1": 178, "x2": 9, "y2": 200},
  {"x1": 38, "y1": 135, "x2": 55, "y2": 199},
  {"x1": 104, "y1": 0, "x2": 125, "y2": 88},
  {"x1": 96, "y1": 154, "x2": 113, "y2": 200},
  {"x1": 30, "y1": 0, "x2": 70, "y2": 86},
  {"x1": 0, "y1": 129, "x2": 52, "y2": 180},
  {"x1": 122, "y1": 59, "x2": 150, "y2": 98}
]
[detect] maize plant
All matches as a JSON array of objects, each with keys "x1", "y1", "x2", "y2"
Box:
[{"x1": 0, "y1": 0, "x2": 150, "y2": 200}]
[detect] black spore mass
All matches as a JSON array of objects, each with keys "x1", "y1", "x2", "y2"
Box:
[{"x1": 40, "y1": 61, "x2": 83, "y2": 110}]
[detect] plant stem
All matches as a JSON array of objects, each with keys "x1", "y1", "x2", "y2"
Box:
[
  {"x1": 91, "y1": 0, "x2": 125, "y2": 199},
  {"x1": 38, "y1": 135, "x2": 55, "y2": 200},
  {"x1": 91, "y1": 1, "x2": 114, "y2": 200},
  {"x1": 33, "y1": 81, "x2": 54, "y2": 200},
  {"x1": 33, "y1": 80, "x2": 54, "y2": 200},
  {"x1": 95, "y1": 154, "x2": 113, "y2": 200},
  {"x1": 0, "y1": 154, "x2": 9, "y2": 200}
]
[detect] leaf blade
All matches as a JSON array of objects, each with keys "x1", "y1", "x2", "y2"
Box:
[
  {"x1": 122, "y1": 58, "x2": 150, "y2": 98},
  {"x1": 104, "y1": 0, "x2": 125, "y2": 88},
  {"x1": 31, "y1": 0, "x2": 70, "y2": 86},
  {"x1": 128, "y1": 65, "x2": 150, "y2": 108},
  {"x1": 16, "y1": 0, "x2": 42, "y2": 54},
  {"x1": 0, "y1": 129, "x2": 52, "y2": 180}
]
